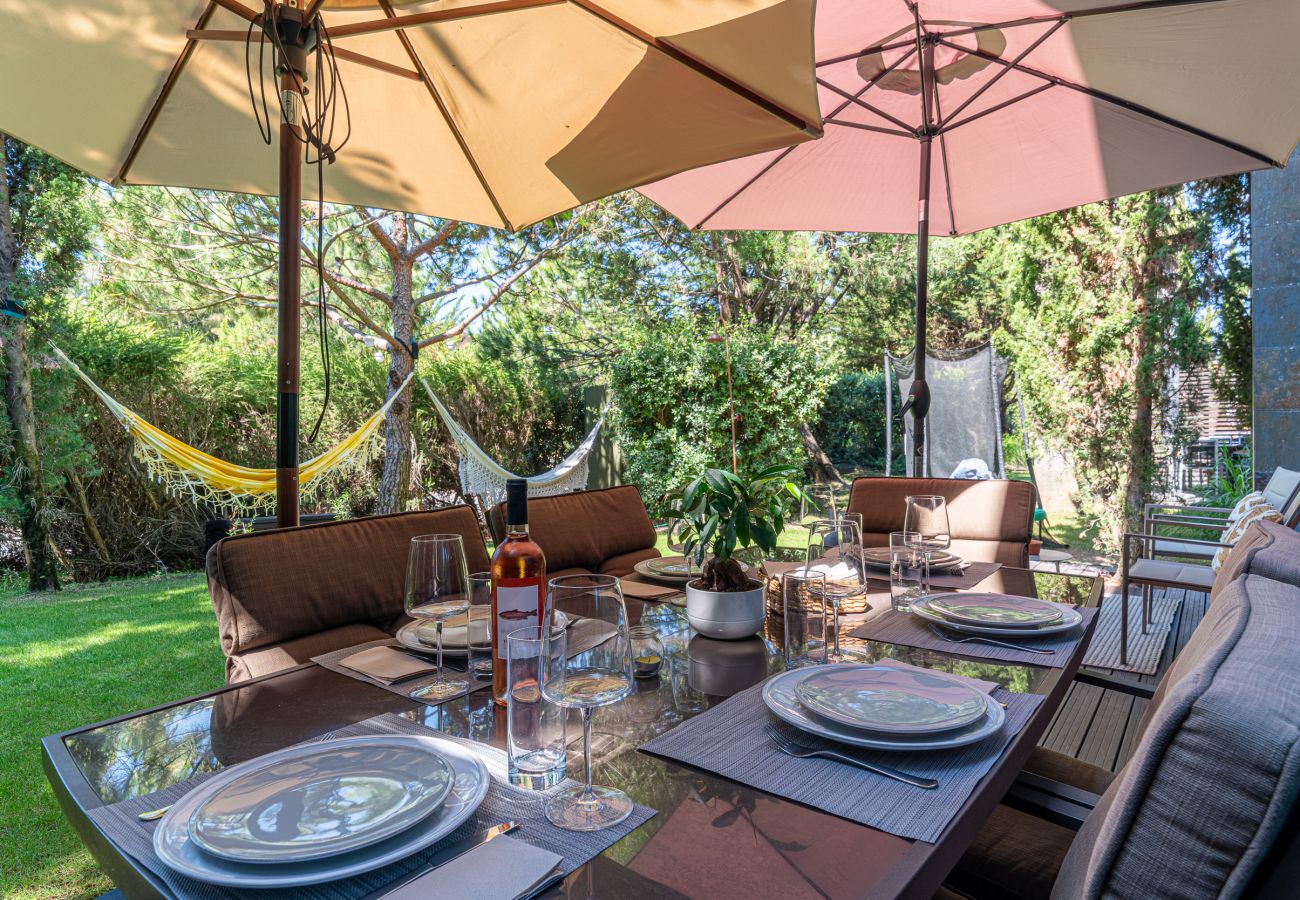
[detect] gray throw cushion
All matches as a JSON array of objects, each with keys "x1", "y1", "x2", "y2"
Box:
[{"x1": 1053, "y1": 575, "x2": 1300, "y2": 900}]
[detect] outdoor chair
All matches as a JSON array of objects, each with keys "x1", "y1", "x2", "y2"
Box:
[
  {"x1": 1142, "y1": 465, "x2": 1300, "y2": 562},
  {"x1": 1117, "y1": 497, "x2": 1298, "y2": 664},
  {"x1": 206, "y1": 508, "x2": 491, "y2": 684},
  {"x1": 845, "y1": 476, "x2": 1035, "y2": 567},
  {"x1": 940, "y1": 539, "x2": 1300, "y2": 900},
  {"x1": 486, "y1": 485, "x2": 660, "y2": 579}
]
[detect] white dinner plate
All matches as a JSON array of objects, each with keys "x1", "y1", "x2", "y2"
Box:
[
  {"x1": 861, "y1": 547, "x2": 962, "y2": 573},
  {"x1": 189, "y1": 737, "x2": 455, "y2": 863},
  {"x1": 634, "y1": 557, "x2": 751, "y2": 585},
  {"x1": 154, "y1": 735, "x2": 489, "y2": 888},
  {"x1": 911, "y1": 596, "x2": 1083, "y2": 637},
  {"x1": 762, "y1": 667, "x2": 1005, "y2": 752},
  {"x1": 395, "y1": 609, "x2": 569, "y2": 658},
  {"x1": 926, "y1": 593, "x2": 1064, "y2": 629},
  {"x1": 794, "y1": 664, "x2": 989, "y2": 735}
]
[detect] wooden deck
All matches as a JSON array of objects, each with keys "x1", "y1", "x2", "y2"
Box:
[{"x1": 1039, "y1": 586, "x2": 1208, "y2": 772}]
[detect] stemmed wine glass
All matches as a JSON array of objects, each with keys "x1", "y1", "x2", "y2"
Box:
[
  {"x1": 904, "y1": 495, "x2": 951, "y2": 593},
  {"x1": 805, "y1": 519, "x2": 867, "y2": 662},
  {"x1": 541, "y1": 574, "x2": 634, "y2": 831},
  {"x1": 404, "y1": 534, "x2": 471, "y2": 701}
]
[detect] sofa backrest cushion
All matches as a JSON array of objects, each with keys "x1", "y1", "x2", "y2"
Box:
[
  {"x1": 846, "y1": 477, "x2": 1035, "y2": 566},
  {"x1": 207, "y1": 508, "x2": 490, "y2": 658},
  {"x1": 1235, "y1": 518, "x2": 1300, "y2": 588},
  {"x1": 1263, "y1": 466, "x2": 1300, "y2": 527},
  {"x1": 492, "y1": 486, "x2": 657, "y2": 573},
  {"x1": 1052, "y1": 574, "x2": 1300, "y2": 900}
]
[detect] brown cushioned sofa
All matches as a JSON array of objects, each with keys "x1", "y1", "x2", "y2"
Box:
[
  {"x1": 207, "y1": 508, "x2": 490, "y2": 684},
  {"x1": 487, "y1": 486, "x2": 660, "y2": 579},
  {"x1": 846, "y1": 476, "x2": 1036, "y2": 567}
]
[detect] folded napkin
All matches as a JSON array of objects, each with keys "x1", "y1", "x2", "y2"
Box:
[
  {"x1": 384, "y1": 835, "x2": 562, "y2": 900},
  {"x1": 338, "y1": 645, "x2": 438, "y2": 684},
  {"x1": 619, "y1": 578, "x2": 684, "y2": 600}
]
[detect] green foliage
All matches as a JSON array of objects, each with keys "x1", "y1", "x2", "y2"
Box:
[
  {"x1": 811, "y1": 371, "x2": 901, "y2": 474},
  {"x1": 606, "y1": 320, "x2": 837, "y2": 516},
  {"x1": 1199, "y1": 445, "x2": 1253, "y2": 508},
  {"x1": 666, "y1": 464, "x2": 806, "y2": 590}
]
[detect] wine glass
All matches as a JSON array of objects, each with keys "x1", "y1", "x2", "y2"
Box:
[
  {"x1": 904, "y1": 495, "x2": 951, "y2": 593},
  {"x1": 805, "y1": 519, "x2": 867, "y2": 662},
  {"x1": 404, "y1": 534, "x2": 471, "y2": 701},
  {"x1": 541, "y1": 574, "x2": 634, "y2": 831}
]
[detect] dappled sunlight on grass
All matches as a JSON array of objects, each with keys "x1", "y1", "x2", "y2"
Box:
[{"x1": 0, "y1": 571, "x2": 225, "y2": 900}]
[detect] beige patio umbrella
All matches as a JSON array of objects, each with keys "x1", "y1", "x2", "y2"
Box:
[{"x1": 0, "y1": 0, "x2": 822, "y2": 523}]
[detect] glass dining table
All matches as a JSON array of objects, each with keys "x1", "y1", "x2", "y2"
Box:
[{"x1": 43, "y1": 565, "x2": 1101, "y2": 900}]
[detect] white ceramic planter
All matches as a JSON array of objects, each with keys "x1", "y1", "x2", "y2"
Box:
[{"x1": 685, "y1": 578, "x2": 766, "y2": 640}]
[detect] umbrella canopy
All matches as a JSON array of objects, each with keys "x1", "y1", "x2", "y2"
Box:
[
  {"x1": 1, "y1": 0, "x2": 822, "y2": 522},
  {"x1": 640, "y1": 0, "x2": 1300, "y2": 473},
  {"x1": 1, "y1": 0, "x2": 821, "y2": 230}
]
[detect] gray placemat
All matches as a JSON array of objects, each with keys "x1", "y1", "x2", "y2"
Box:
[
  {"x1": 640, "y1": 679, "x2": 1042, "y2": 843},
  {"x1": 314, "y1": 619, "x2": 618, "y2": 705},
  {"x1": 87, "y1": 713, "x2": 654, "y2": 900},
  {"x1": 922, "y1": 560, "x2": 1004, "y2": 590},
  {"x1": 848, "y1": 606, "x2": 1098, "y2": 668}
]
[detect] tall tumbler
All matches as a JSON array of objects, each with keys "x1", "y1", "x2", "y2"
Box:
[
  {"x1": 505, "y1": 624, "x2": 568, "y2": 789},
  {"x1": 782, "y1": 570, "x2": 827, "y2": 668}
]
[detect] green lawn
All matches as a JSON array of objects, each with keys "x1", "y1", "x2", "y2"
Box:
[{"x1": 0, "y1": 573, "x2": 224, "y2": 900}]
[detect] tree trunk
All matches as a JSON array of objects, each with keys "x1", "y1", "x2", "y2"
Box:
[
  {"x1": 799, "y1": 423, "x2": 843, "y2": 484},
  {"x1": 375, "y1": 252, "x2": 414, "y2": 514},
  {"x1": 1121, "y1": 313, "x2": 1155, "y2": 547},
  {"x1": 2, "y1": 320, "x2": 61, "y2": 591}
]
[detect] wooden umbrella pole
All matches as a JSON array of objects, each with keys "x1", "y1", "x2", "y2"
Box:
[{"x1": 276, "y1": 65, "x2": 303, "y2": 528}]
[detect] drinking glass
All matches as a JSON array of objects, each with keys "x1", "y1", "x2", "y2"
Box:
[
  {"x1": 782, "y1": 570, "x2": 826, "y2": 668},
  {"x1": 466, "y1": 571, "x2": 493, "y2": 680},
  {"x1": 505, "y1": 624, "x2": 568, "y2": 789},
  {"x1": 904, "y1": 495, "x2": 951, "y2": 593},
  {"x1": 541, "y1": 574, "x2": 635, "y2": 831},
  {"x1": 805, "y1": 519, "x2": 867, "y2": 662},
  {"x1": 889, "y1": 531, "x2": 924, "y2": 612},
  {"x1": 404, "y1": 534, "x2": 470, "y2": 701}
]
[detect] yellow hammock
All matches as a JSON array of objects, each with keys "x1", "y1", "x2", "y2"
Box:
[{"x1": 50, "y1": 345, "x2": 414, "y2": 515}]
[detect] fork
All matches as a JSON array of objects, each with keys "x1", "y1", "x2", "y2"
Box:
[
  {"x1": 925, "y1": 623, "x2": 1055, "y2": 655},
  {"x1": 764, "y1": 724, "x2": 938, "y2": 789}
]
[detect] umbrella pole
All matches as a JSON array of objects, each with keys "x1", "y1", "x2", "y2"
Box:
[
  {"x1": 910, "y1": 36, "x2": 935, "y2": 479},
  {"x1": 276, "y1": 68, "x2": 302, "y2": 528}
]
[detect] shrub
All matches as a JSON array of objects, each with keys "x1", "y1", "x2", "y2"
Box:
[
  {"x1": 810, "y1": 371, "x2": 902, "y2": 475},
  {"x1": 607, "y1": 321, "x2": 837, "y2": 516}
]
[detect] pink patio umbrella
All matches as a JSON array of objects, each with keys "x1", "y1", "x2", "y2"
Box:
[{"x1": 641, "y1": 0, "x2": 1300, "y2": 474}]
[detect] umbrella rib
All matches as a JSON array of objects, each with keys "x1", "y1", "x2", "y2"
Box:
[
  {"x1": 816, "y1": 37, "x2": 916, "y2": 69},
  {"x1": 210, "y1": 0, "x2": 259, "y2": 22},
  {"x1": 934, "y1": 37, "x2": 1280, "y2": 167},
  {"x1": 824, "y1": 119, "x2": 913, "y2": 138},
  {"x1": 329, "y1": 0, "x2": 565, "y2": 38},
  {"x1": 929, "y1": 85, "x2": 958, "y2": 236},
  {"x1": 937, "y1": 19, "x2": 1064, "y2": 130},
  {"x1": 817, "y1": 79, "x2": 916, "y2": 134},
  {"x1": 376, "y1": 0, "x2": 514, "y2": 229},
  {"x1": 115, "y1": 2, "x2": 220, "y2": 184},
  {"x1": 568, "y1": 0, "x2": 820, "y2": 137},
  {"x1": 185, "y1": 30, "x2": 423, "y2": 81},
  {"x1": 939, "y1": 82, "x2": 1054, "y2": 134},
  {"x1": 693, "y1": 45, "x2": 919, "y2": 229},
  {"x1": 939, "y1": 0, "x2": 1227, "y2": 40}
]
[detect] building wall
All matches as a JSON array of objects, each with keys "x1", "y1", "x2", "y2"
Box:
[{"x1": 1251, "y1": 149, "x2": 1300, "y2": 476}]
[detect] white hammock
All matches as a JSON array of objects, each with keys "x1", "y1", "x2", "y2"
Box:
[{"x1": 420, "y1": 377, "x2": 601, "y2": 507}]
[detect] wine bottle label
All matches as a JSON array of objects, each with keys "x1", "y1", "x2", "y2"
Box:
[{"x1": 495, "y1": 583, "x2": 540, "y2": 656}]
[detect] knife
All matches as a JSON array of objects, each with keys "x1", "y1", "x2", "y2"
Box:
[{"x1": 359, "y1": 821, "x2": 518, "y2": 899}]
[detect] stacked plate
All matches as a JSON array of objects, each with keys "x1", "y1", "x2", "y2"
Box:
[
  {"x1": 153, "y1": 735, "x2": 489, "y2": 888},
  {"x1": 910, "y1": 592, "x2": 1083, "y2": 637},
  {"x1": 395, "y1": 610, "x2": 569, "y2": 657},
  {"x1": 762, "y1": 663, "x2": 1005, "y2": 751},
  {"x1": 861, "y1": 547, "x2": 963, "y2": 573},
  {"x1": 634, "y1": 556, "x2": 754, "y2": 585}
]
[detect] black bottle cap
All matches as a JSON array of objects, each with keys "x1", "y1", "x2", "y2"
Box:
[{"x1": 506, "y1": 478, "x2": 528, "y2": 527}]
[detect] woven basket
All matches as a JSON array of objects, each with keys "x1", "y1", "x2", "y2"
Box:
[{"x1": 765, "y1": 573, "x2": 871, "y2": 617}]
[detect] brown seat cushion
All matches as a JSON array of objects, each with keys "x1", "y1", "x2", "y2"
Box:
[
  {"x1": 598, "y1": 547, "x2": 661, "y2": 577},
  {"x1": 945, "y1": 748, "x2": 1114, "y2": 900},
  {"x1": 847, "y1": 477, "x2": 1035, "y2": 567},
  {"x1": 226, "y1": 623, "x2": 391, "y2": 683},
  {"x1": 207, "y1": 508, "x2": 490, "y2": 672},
  {"x1": 491, "y1": 487, "x2": 658, "y2": 573}
]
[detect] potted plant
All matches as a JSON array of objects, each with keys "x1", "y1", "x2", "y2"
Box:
[{"x1": 667, "y1": 464, "x2": 807, "y2": 640}]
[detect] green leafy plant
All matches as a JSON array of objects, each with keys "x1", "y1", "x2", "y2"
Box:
[{"x1": 667, "y1": 464, "x2": 808, "y2": 592}]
